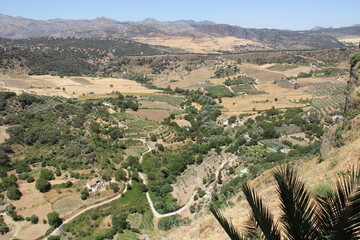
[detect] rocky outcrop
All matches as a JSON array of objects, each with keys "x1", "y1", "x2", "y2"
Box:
[{"x1": 344, "y1": 49, "x2": 360, "y2": 112}]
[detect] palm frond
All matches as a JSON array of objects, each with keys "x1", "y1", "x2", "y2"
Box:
[
  {"x1": 273, "y1": 165, "x2": 323, "y2": 240},
  {"x1": 210, "y1": 204, "x2": 244, "y2": 240},
  {"x1": 243, "y1": 216, "x2": 261, "y2": 239},
  {"x1": 317, "y1": 166, "x2": 360, "y2": 239},
  {"x1": 242, "y1": 182, "x2": 281, "y2": 240}
]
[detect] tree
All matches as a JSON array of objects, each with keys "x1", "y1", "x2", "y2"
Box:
[
  {"x1": 115, "y1": 169, "x2": 126, "y2": 182},
  {"x1": 211, "y1": 165, "x2": 360, "y2": 240},
  {"x1": 0, "y1": 150, "x2": 9, "y2": 166},
  {"x1": 39, "y1": 169, "x2": 55, "y2": 181},
  {"x1": 6, "y1": 186, "x2": 21, "y2": 200},
  {"x1": 30, "y1": 215, "x2": 39, "y2": 224},
  {"x1": 47, "y1": 212, "x2": 62, "y2": 227},
  {"x1": 80, "y1": 188, "x2": 89, "y2": 200},
  {"x1": 0, "y1": 215, "x2": 9, "y2": 234},
  {"x1": 158, "y1": 215, "x2": 182, "y2": 231},
  {"x1": 35, "y1": 178, "x2": 51, "y2": 193},
  {"x1": 109, "y1": 182, "x2": 119, "y2": 193}
]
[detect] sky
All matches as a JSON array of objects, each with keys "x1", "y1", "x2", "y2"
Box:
[{"x1": 1, "y1": 0, "x2": 359, "y2": 30}]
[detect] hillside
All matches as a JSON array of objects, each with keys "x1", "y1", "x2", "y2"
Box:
[
  {"x1": 162, "y1": 117, "x2": 360, "y2": 239},
  {"x1": 1, "y1": 14, "x2": 359, "y2": 52},
  {"x1": 0, "y1": 31, "x2": 358, "y2": 239}
]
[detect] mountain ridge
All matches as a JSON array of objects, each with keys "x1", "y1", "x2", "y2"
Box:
[{"x1": 0, "y1": 13, "x2": 359, "y2": 50}]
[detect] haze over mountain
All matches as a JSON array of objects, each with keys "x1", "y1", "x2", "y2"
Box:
[{"x1": 1, "y1": 14, "x2": 359, "y2": 51}]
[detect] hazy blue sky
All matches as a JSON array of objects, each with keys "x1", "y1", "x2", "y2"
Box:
[{"x1": 2, "y1": 0, "x2": 359, "y2": 30}]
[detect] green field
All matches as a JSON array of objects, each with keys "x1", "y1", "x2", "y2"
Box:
[
  {"x1": 204, "y1": 85, "x2": 234, "y2": 97},
  {"x1": 147, "y1": 94, "x2": 184, "y2": 106},
  {"x1": 231, "y1": 85, "x2": 266, "y2": 95},
  {"x1": 267, "y1": 64, "x2": 298, "y2": 71}
]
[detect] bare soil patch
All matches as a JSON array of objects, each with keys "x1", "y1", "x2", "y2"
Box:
[
  {"x1": 167, "y1": 67, "x2": 214, "y2": 89},
  {"x1": 221, "y1": 94, "x2": 305, "y2": 113},
  {"x1": 127, "y1": 109, "x2": 170, "y2": 122},
  {"x1": 133, "y1": 36, "x2": 267, "y2": 53},
  {"x1": 0, "y1": 125, "x2": 9, "y2": 143},
  {"x1": 139, "y1": 100, "x2": 178, "y2": 110},
  {"x1": 173, "y1": 119, "x2": 191, "y2": 127},
  {"x1": 53, "y1": 195, "x2": 84, "y2": 217},
  {"x1": 0, "y1": 75, "x2": 159, "y2": 98},
  {"x1": 240, "y1": 64, "x2": 285, "y2": 84}
]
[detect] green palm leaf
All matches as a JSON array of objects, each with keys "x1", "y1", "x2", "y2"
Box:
[
  {"x1": 316, "y1": 166, "x2": 360, "y2": 239},
  {"x1": 273, "y1": 165, "x2": 323, "y2": 240},
  {"x1": 242, "y1": 182, "x2": 281, "y2": 240},
  {"x1": 210, "y1": 204, "x2": 244, "y2": 240}
]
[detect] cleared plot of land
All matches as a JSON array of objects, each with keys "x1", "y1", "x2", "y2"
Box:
[
  {"x1": 240, "y1": 64, "x2": 285, "y2": 84},
  {"x1": 127, "y1": 109, "x2": 170, "y2": 122},
  {"x1": 231, "y1": 84, "x2": 265, "y2": 95},
  {"x1": 138, "y1": 100, "x2": 178, "y2": 110},
  {"x1": 133, "y1": 36, "x2": 267, "y2": 53},
  {"x1": 266, "y1": 64, "x2": 299, "y2": 71},
  {"x1": 204, "y1": 85, "x2": 233, "y2": 97},
  {"x1": 53, "y1": 196, "x2": 84, "y2": 217},
  {"x1": 221, "y1": 94, "x2": 305, "y2": 113},
  {"x1": 173, "y1": 119, "x2": 191, "y2": 127},
  {"x1": 14, "y1": 181, "x2": 53, "y2": 240},
  {"x1": 337, "y1": 36, "x2": 360, "y2": 43},
  {"x1": 146, "y1": 94, "x2": 184, "y2": 106},
  {"x1": 0, "y1": 75, "x2": 159, "y2": 98},
  {"x1": 0, "y1": 125, "x2": 9, "y2": 143},
  {"x1": 166, "y1": 67, "x2": 214, "y2": 89}
]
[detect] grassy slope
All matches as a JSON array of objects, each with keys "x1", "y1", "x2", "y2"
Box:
[{"x1": 161, "y1": 117, "x2": 360, "y2": 240}]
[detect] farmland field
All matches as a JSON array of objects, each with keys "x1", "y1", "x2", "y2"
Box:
[
  {"x1": 231, "y1": 84, "x2": 266, "y2": 95},
  {"x1": 0, "y1": 74, "x2": 160, "y2": 98},
  {"x1": 204, "y1": 85, "x2": 234, "y2": 97},
  {"x1": 266, "y1": 64, "x2": 299, "y2": 71}
]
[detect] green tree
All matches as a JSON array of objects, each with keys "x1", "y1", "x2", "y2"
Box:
[
  {"x1": 39, "y1": 169, "x2": 54, "y2": 181},
  {"x1": 115, "y1": 169, "x2": 126, "y2": 182},
  {"x1": 35, "y1": 178, "x2": 51, "y2": 193},
  {"x1": 80, "y1": 188, "x2": 89, "y2": 200},
  {"x1": 6, "y1": 186, "x2": 22, "y2": 200},
  {"x1": 211, "y1": 165, "x2": 360, "y2": 240},
  {"x1": 158, "y1": 215, "x2": 182, "y2": 231},
  {"x1": 30, "y1": 214, "x2": 39, "y2": 224},
  {"x1": 47, "y1": 212, "x2": 62, "y2": 227},
  {"x1": 109, "y1": 182, "x2": 119, "y2": 193}
]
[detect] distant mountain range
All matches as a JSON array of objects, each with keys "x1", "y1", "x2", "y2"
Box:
[{"x1": 0, "y1": 14, "x2": 359, "y2": 50}]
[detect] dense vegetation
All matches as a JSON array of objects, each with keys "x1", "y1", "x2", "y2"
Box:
[{"x1": 0, "y1": 37, "x2": 170, "y2": 76}]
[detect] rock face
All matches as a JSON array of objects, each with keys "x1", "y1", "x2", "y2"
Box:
[{"x1": 345, "y1": 49, "x2": 360, "y2": 112}]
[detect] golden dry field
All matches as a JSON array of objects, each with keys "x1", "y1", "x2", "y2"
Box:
[
  {"x1": 132, "y1": 36, "x2": 268, "y2": 53},
  {"x1": 0, "y1": 74, "x2": 160, "y2": 98}
]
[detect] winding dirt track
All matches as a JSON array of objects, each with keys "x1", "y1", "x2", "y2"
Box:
[{"x1": 44, "y1": 137, "x2": 231, "y2": 238}]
